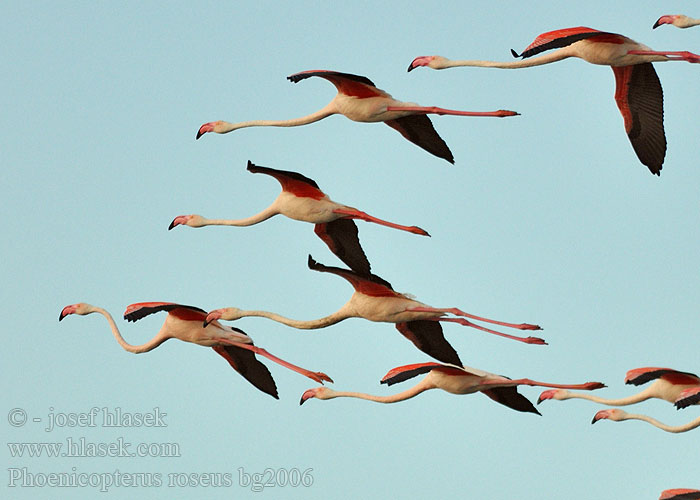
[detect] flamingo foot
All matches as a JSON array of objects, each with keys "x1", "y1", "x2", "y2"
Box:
[
  {"x1": 523, "y1": 336, "x2": 548, "y2": 345},
  {"x1": 312, "y1": 372, "x2": 334, "y2": 384}
]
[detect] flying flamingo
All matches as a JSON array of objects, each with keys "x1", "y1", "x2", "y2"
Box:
[
  {"x1": 538, "y1": 366, "x2": 700, "y2": 406},
  {"x1": 660, "y1": 490, "x2": 700, "y2": 500},
  {"x1": 654, "y1": 15, "x2": 700, "y2": 29},
  {"x1": 196, "y1": 70, "x2": 520, "y2": 164},
  {"x1": 675, "y1": 387, "x2": 700, "y2": 410},
  {"x1": 299, "y1": 361, "x2": 604, "y2": 413},
  {"x1": 205, "y1": 256, "x2": 546, "y2": 367},
  {"x1": 59, "y1": 302, "x2": 332, "y2": 399},
  {"x1": 591, "y1": 408, "x2": 700, "y2": 433},
  {"x1": 408, "y1": 27, "x2": 700, "y2": 175},
  {"x1": 169, "y1": 160, "x2": 428, "y2": 276}
]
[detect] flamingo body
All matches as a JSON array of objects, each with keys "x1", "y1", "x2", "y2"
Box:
[
  {"x1": 197, "y1": 70, "x2": 520, "y2": 164},
  {"x1": 206, "y1": 256, "x2": 545, "y2": 366},
  {"x1": 59, "y1": 302, "x2": 331, "y2": 399},
  {"x1": 538, "y1": 366, "x2": 700, "y2": 406},
  {"x1": 300, "y1": 361, "x2": 604, "y2": 414},
  {"x1": 408, "y1": 27, "x2": 700, "y2": 175},
  {"x1": 170, "y1": 161, "x2": 429, "y2": 276}
]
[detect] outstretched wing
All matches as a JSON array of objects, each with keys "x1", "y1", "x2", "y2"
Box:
[
  {"x1": 625, "y1": 367, "x2": 700, "y2": 386},
  {"x1": 511, "y1": 27, "x2": 615, "y2": 58},
  {"x1": 213, "y1": 345, "x2": 279, "y2": 399},
  {"x1": 287, "y1": 70, "x2": 388, "y2": 99},
  {"x1": 124, "y1": 302, "x2": 207, "y2": 323},
  {"x1": 394, "y1": 321, "x2": 463, "y2": 367},
  {"x1": 384, "y1": 115, "x2": 454, "y2": 164},
  {"x1": 381, "y1": 361, "x2": 469, "y2": 386},
  {"x1": 612, "y1": 63, "x2": 666, "y2": 175},
  {"x1": 307, "y1": 255, "x2": 396, "y2": 296},
  {"x1": 674, "y1": 387, "x2": 700, "y2": 410},
  {"x1": 247, "y1": 160, "x2": 326, "y2": 200},
  {"x1": 481, "y1": 387, "x2": 541, "y2": 415},
  {"x1": 314, "y1": 220, "x2": 371, "y2": 276}
]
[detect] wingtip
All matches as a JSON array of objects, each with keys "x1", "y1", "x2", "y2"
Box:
[{"x1": 510, "y1": 48, "x2": 520, "y2": 58}]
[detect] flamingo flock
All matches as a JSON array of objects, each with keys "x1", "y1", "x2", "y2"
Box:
[{"x1": 59, "y1": 11, "x2": 699, "y2": 498}]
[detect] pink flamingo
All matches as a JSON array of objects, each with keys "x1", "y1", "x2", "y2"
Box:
[
  {"x1": 170, "y1": 161, "x2": 428, "y2": 276},
  {"x1": 205, "y1": 256, "x2": 546, "y2": 367},
  {"x1": 654, "y1": 15, "x2": 700, "y2": 29},
  {"x1": 196, "y1": 70, "x2": 519, "y2": 164},
  {"x1": 408, "y1": 27, "x2": 700, "y2": 175},
  {"x1": 660, "y1": 490, "x2": 700, "y2": 500},
  {"x1": 538, "y1": 366, "x2": 700, "y2": 406},
  {"x1": 591, "y1": 408, "x2": 700, "y2": 433},
  {"x1": 59, "y1": 302, "x2": 332, "y2": 399},
  {"x1": 300, "y1": 361, "x2": 604, "y2": 413}
]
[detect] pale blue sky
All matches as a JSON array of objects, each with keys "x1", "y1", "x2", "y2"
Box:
[{"x1": 2, "y1": 1, "x2": 698, "y2": 498}]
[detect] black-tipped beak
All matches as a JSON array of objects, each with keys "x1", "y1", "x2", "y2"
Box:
[
  {"x1": 299, "y1": 396, "x2": 307, "y2": 406},
  {"x1": 591, "y1": 416, "x2": 598, "y2": 425},
  {"x1": 196, "y1": 130, "x2": 203, "y2": 140},
  {"x1": 407, "y1": 62, "x2": 416, "y2": 72},
  {"x1": 652, "y1": 21, "x2": 661, "y2": 29},
  {"x1": 202, "y1": 320, "x2": 210, "y2": 328},
  {"x1": 59, "y1": 312, "x2": 66, "y2": 321},
  {"x1": 168, "y1": 221, "x2": 175, "y2": 230},
  {"x1": 536, "y1": 397, "x2": 544, "y2": 405}
]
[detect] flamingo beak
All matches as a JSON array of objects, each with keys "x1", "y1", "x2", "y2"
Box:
[
  {"x1": 196, "y1": 122, "x2": 215, "y2": 140},
  {"x1": 203, "y1": 310, "x2": 221, "y2": 328},
  {"x1": 407, "y1": 56, "x2": 431, "y2": 72},
  {"x1": 591, "y1": 409, "x2": 612, "y2": 424},
  {"x1": 168, "y1": 216, "x2": 187, "y2": 230},
  {"x1": 59, "y1": 304, "x2": 77, "y2": 321},
  {"x1": 299, "y1": 388, "x2": 317, "y2": 406}
]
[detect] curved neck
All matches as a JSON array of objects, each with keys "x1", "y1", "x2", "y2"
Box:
[
  {"x1": 624, "y1": 413, "x2": 700, "y2": 433},
  {"x1": 326, "y1": 379, "x2": 434, "y2": 403},
  {"x1": 201, "y1": 205, "x2": 279, "y2": 227},
  {"x1": 561, "y1": 388, "x2": 652, "y2": 406},
  {"x1": 222, "y1": 102, "x2": 337, "y2": 132},
  {"x1": 235, "y1": 307, "x2": 352, "y2": 329},
  {"x1": 444, "y1": 49, "x2": 572, "y2": 69},
  {"x1": 93, "y1": 307, "x2": 169, "y2": 354}
]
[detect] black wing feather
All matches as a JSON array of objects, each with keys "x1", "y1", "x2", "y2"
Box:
[
  {"x1": 395, "y1": 321, "x2": 463, "y2": 366},
  {"x1": 385, "y1": 115, "x2": 454, "y2": 164},
  {"x1": 213, "y1": 345, "x2": 279, "y2": 399},
  {"x1": 314, "y1": 220, "x2": 371, "y2": 276},
  {"x1": 287, "y1": 70, "x2": 375, "y2": 87},
  {"x1": 124, "y1": 303, "x2": 206, "y2": 323},
  {"x1": 482, "y1": 387, "x2": 541, "y2": 415}
]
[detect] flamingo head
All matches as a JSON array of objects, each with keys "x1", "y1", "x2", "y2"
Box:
[
  {"x1": 407, "y1": 55, "x2": 449, "y2": 72},
  {"x1": 59, "y1": 303, "x2": 95, "y2": 321},
  {"x1": 537, "y1": 389, "x2": 566, "y2": 404},
  {"x1": 196, "y1": 121, "x2": 230, "y2": 139},
  {"x1": 591, "y1": 408, "x2": 627, "y2": 424},
  {"x1": 299, "y1": 387, "x2": 333, "y2": 405},
  {"x1": 653, "y1": 15, "x2": 678, "y2": 29},
  {"x1": 203, "y1": 307, "x2": 243, "y2": 327},
  {"x1": 168, "y1": 215, "x2": 205, "y2": 230}
]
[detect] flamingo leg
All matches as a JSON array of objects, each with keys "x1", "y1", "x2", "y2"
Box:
[
  {"x1": 407, "y1": 306, "x2": 541, "y2": 330},
  {"x1": 434, "y1": 317, "x2": 547, "y2": 345},
  {"x1": 505, "y1": 379, "x2": 606, "y2": 390},
  {"x1": 627, "y1": 50, "x2": 700, "y2": 62},
  {"x1": 217, "y1": 339, "x2": 333, "y2": 384},
  {"x1": 385, "y1": 106, "x2": 520, "y2": 117},
  {"x1": 332, "y1": 208, "x2": 429, "y2": 236}
]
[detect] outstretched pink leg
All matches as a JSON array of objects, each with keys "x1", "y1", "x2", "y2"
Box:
[
  {"x1": 437, "y1": 317, "x2": 547, "y2": 345},
  {"x1": 627, "y1": 50, "x2": 700, "y2": 62},
  {"x1": 407, "y1": 306, "x2": 541, "y2": 330},
  {"x1": 218, "y1": 339, "x2": 333, "y2": 384},
  {"x1": 386, "y1": 106, "x2": 520, "y2": 117},
  {"x1": 333, "y1": 208, "x2": 430, "y2": 236}
]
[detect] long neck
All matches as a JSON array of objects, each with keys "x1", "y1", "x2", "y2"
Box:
[
  {"x1": 326, "y1": 379, "x2": 434, "y2": 404},
  {"x1": 561, "y1": 388, "x2": 653, "y2": 406},
  {"x1": 624, "y1": 413, "x2": 700, "y2": 434},
  {"x1": 443, "y1": 49, "x2": 572, "y2": 69},
  {"x1": 200, "y1": 205, "x2": 279, "y2": 227},
  {"x1": 221, "y1": 102, "x2": 337, "y2": 132},
  {"x1": 93, "y1": 307, "x2": 169, "y2": 354},
  {"x1": 235, "y1": 307, "x2": 353, "y2": 330}
]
